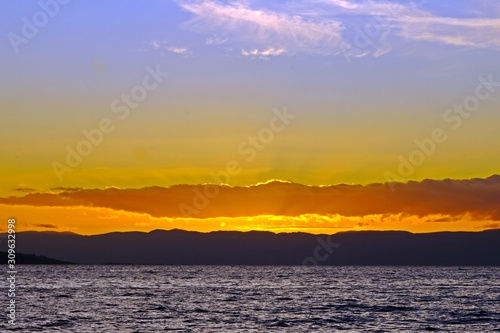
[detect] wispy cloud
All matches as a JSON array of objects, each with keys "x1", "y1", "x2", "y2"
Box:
[
  {"x1": 205, "y1": 35, "x2": 228, "y2": 45},
  {"x1": 396, "y1": 16, "x2": 500, "y2": 48},
  {"x1": 241, "y1": 47, "x2": 286, "y2": 59},
  {"x1": 146, "y1": 39, "x2": 166, "y2": 50},
  {"x1": 177, "y1": 0, "x2": 344, "y2": 55},
  {"x1": 319, "y1": 0, "x2": 421, "y2": 16},
  {"x1": 33, "y1": 223, "x2": 58, "y2": 229},
  {"x1": 143, "y1": 40, "x2": 190, "y2": 55},
  {"x1": 167, "y1": 46, "x2": 188, "y2": 54},
  {"x1": 13, "y1": 187, "x2": 37, "y2": 193},
  {"x1": 321, "y1": 0, "x2": 500, "y2": 49},
  {"x1": 175, "y1": 0, "x2": 500, "y2": 58}
]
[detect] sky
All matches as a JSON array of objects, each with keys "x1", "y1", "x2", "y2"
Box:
[{"x1": 0, "y1": 0, "x2": 499, "y2": 235}]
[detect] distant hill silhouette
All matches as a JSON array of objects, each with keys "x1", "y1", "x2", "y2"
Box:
[
  {"x1": 0, "y1": 251, "x2": 73, "y2": 264},
  {"x1": 3, "y1": 229, "x2": 499, "y2": 265}
]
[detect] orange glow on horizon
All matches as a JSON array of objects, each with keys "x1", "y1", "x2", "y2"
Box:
[{"x1": 1, "y1": 204, "x2": 497, "y2": 236}]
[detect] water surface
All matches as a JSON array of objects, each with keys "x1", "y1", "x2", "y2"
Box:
[{"x1": 3, "y1": 266, "x2": 499, "y2": 332}]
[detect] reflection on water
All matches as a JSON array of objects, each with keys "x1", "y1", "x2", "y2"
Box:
[{"x1": 3, "y1": 266, "x2": 499, "y2": 332}]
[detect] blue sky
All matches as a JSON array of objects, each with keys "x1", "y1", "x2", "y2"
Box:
[{"x1": 2, "y1": 0, "x2": 499, "y2": 94}]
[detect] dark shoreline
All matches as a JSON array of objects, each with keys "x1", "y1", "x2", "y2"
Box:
[
  {"x1": 3, "y1": 229, "x2": 499, "y2": 266},
  {"x1": 1, "y1": 251, "x2": 74, "y2": 264}
]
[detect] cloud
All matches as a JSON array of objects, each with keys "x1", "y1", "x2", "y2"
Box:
[
  {"x1": 175, "y1": 0, "x2": 500, "y2": 58},
  {"x1": 167, "y1": 46, "x2": 188, "y2": 54},
  {"x1": 143, "y1": 40, "x2": 190, "y2": 55},
  {"x1": 319, "y1": 0, "x2": 422, "y2": 17},
  {"x1": 241, "y1": 47, "x2": 286, "y2": 59},
  {"x1": 33, "y1": 223, "x2": 58, "y2": 229},
  {"x1": 1, "y1": 175, "x2": 499, "y2": 222},
  {"x1": 13, "y1": 187, "x2": 37, "y2": 193},
  {"x1": 177, "y1": 0, "x2": 344, "y2": 55},
  {"x1": 206, "y1": 35, "x2": 228, "y2": 45},
  {"x1": 481, "y1": 222, "x2": 500, "y2": 230},
  {"x1": 146, "y1": 39, "x2": 166, "y2": 50},
  {"x1": 321, "y1": 0, "x2": 500, "y2": 49},
  {"x1": 51, "y1": 187, "x2": 83, "y2": 192}
]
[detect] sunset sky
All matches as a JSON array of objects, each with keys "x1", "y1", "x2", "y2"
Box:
[{"x1": 1, "y1": 0, "x2": 499, "y2": 235}]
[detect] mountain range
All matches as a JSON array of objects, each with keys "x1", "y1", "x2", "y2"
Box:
[{"x1": 4, "y1": 229, "x2": 500, "y2": 265}]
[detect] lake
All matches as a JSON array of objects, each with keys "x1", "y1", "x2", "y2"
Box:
[{"x1": 3, "y1": 266, "x2": 499, "y2": 332}]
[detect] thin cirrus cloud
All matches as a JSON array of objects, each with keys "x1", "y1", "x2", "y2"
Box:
[
  {"x1": 1, "y1": 175, "x2": 499, "y2": 222},
  {"x1": 396, "y1": 17, "x2": 500, "y2": 48},
  {"x1": 241, "y1": 47, "x2": 286, "y2": 59},
  {"x1": 167, "y1": 46, "x2": 189, "y2": 54},
  {"x1": 175, "y1": 0, "x2": 500, "y2": 58},
  {"x1": 144, "y1": 40, "x2": 189, "y2": 54},
  {"x1": 307, "y1": 0, "x2": 500, "y2": 49},
  {"x1": 205, "y1": 35, "x2": 228, "y2": 45},
  {"x1": 176, "y1": 0, "x2": 345, "y2": 56}
]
